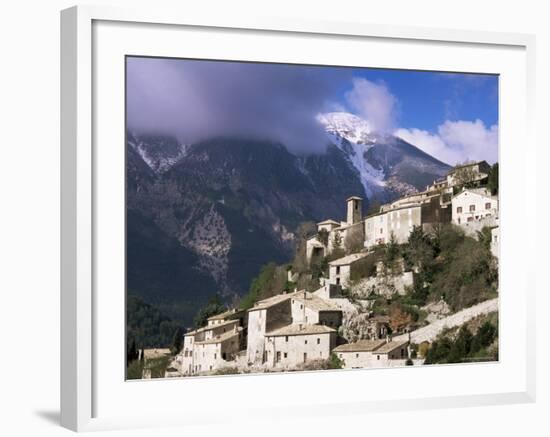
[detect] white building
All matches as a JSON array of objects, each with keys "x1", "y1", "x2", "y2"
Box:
[
  {"x1": 333, "y1": 339, "x2": 409, "y2": 369},
  {"x1": 246, "y1": 293, "x2": 295, "y2": 365},
  {"x1": 290, "y1": 291, "x2": 343, "y2": 327},
  {"x1": 246, "y1": 290, "x2": 343, "y2": 368},
  {"x1": 306, "y1": 197, "x2": 364, "y2": 263},
  {"x1": 328, "y1": 252, "x2": 369, "y2": 288},
  {"x1": 180, "y1": 319, "x2": 243, "y2": 376},
  {"x1": 264, "y1": 324, "x2": 337, "y2": 369},
  {"x1": 452, "y1": 188, "x2": 498, "y2": 225}
]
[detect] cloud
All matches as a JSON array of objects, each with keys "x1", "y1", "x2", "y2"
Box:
[
  {"x1": 395, "y1": 119, "x2": 498, "y2": 165},
  {"x1": 344, "y1": 78, "x2": 399, "y2": 133},
  {"x1": 126, "y1": 57, "x2": 351, "y2": 154}
]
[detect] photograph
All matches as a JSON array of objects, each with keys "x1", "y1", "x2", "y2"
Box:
[{"x1": 125, "y1": 56, "x2": 499, "y2": 379}]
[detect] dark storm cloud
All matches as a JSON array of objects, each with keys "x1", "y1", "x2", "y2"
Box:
[{"x1": 126, "y1": 57, "x2": 351, "y2": 154}]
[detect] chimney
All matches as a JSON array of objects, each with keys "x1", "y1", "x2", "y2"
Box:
[{"x1": 346, "y1": 196, "x2": 363, "y2": 225}]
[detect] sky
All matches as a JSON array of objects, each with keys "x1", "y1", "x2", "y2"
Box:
[{"x1": 126, "y1": 56, "x2": 499, "y2": 166}]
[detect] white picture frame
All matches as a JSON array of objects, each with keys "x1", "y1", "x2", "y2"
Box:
[{"x1": 61, "y1": 5, "x2": 536, "y2": 432}]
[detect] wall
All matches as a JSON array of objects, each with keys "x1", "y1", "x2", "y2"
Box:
[
  {"x1": 387, "y1": 206, "x2": 422, "y2": 244},
  {"x1": 452, "y1": 191, "x2": 499, "y2": 225},
  {"x1": 266, "y1": 332, "x2": 335, "y2": 369},
  {"x1": 1, "y1": 1, "x2": 548, "y2": 437}
]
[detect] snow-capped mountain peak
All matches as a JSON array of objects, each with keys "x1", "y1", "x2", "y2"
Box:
[
  {"x1": 316, "y1": 112, "x2": 374, "y2": 145},
  {"x1": 317, "y1": 112, "x2": 385, "y2": 198}
]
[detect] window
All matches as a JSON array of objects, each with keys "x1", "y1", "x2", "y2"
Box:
[
  {"x1": 300, "y1": 304, "x2": 303, "y2": 309},
  {"x1": 336, "y1": 266, "x2": 340, "y2": 274},
  {"x1": 305, "y1": 339, "x2": 308, "y2": 345},
  {"x1": 214, "y1": 353, "x2": 216, "y2": 359},
  {"x1": 457, "y1": 206, "x2": 463, "y2": 213},
  {"x1": 303, "y1": 353, "x2": 307, "y2": 362},
  {"x1": 336, "y1": 278, "x2": 340, "y2": 285},
  {"x1": 380, "y1": 228, "x2": 383, "y2": 234},
  {"x1": 276, "y1": 351, "x2": 281, "y2": 362},
  {"x1": 469, "y1": 204, "x2": 475, "y2": 212},
  {"x1": 285, "y1": 336, "x2": 289, "y2": 342},
  {"x1": 377, "y1": 355, "x2": 380, "y2": 360},
  {"x1": 356, "y1": 353, "x2": 359, "y2": 358},
  {"x1": 467, "y1": 217, "x2": 474, "y2": 222},
  {"x1": 401, "y1": 348, "x2": 405, "y2": 358},
  {"x1": 485, "y1": 202, "x2": 491, "y2": 210},
  {"x1": 317, "y1": 338, "x2": 320, "y2": 345},
  {"x1": 339, "y1": 354, "x2": 343, "y2": 358},
  {"x1": 284, "y1": 352, "x2": 287, "y2": 358}
]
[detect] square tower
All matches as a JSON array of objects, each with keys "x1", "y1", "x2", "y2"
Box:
[{"x1": 346, "y1": 196, "x2": 363, "y2": 225}]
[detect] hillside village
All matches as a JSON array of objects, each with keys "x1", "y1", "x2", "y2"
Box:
[{"x1": 137, "y1": 161, "x2": 499, "y2": 378}]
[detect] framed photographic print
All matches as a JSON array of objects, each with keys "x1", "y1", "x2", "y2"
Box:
[{"x1": 61, "y1": 5, "x2": 536, "y2": 432}]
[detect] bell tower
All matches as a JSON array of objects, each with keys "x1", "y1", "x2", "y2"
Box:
[{"x1": 346, "y1": 196, "x2": 363, "y2": 225}]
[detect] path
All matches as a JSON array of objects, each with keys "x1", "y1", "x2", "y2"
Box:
[{"x1": 394, "y1": 298, "x2": 499, "y2": 344}]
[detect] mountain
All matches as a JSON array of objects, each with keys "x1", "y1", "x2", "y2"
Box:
[
  {"x1": 317, "y1": 112, "x2": 451, "y2": 200},
  {"x1": 126, "y1": 113, "x2": 451, "y2": 325},
  {"x1": 126, "y1": 136, "x2": 365, "y2": 325}
]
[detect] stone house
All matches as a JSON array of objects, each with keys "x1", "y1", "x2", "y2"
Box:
[
  {"x1": 333, "y1": 338, "x2": 409, "y2": 369},
  {"x1": 246, "y1": 289, "x2": 343, "y2": 368},
  {"x1": 446, "y1": 160, "x2": 491, "y2": 188},
  {"x1": 206, "y1": 308, "x2": 247, "y2": 329},
  {"x1": 372, "y1": 339, "x2": 410, "y2": 364},
  {"x1": 364, "y1": 191, "x2": 451, "y2": 249},
  {"x1": 264, "y1": 324, "x2": 338, "y2": 369},
  {"x1": 290, "y1": 291, "x2": 343, "y2": 328},
  {"x1": 246, "y1": 293, "x2": 295, "y2": 365},
  {"x1": 328, "y1": 252, "x2": 370, "y2": 288},
  {"x1": 180, "y1": 319, "x2": 243, "y2": 376},
  {"x1": 364, "y1": 315, "x2": 391, "y2": 340},
  {"x1": 452, "y1": 188, "x2": 498, "y2": 225},
  {"x1": 306, "y1": 197, "x2": 365, "y2": 263}
]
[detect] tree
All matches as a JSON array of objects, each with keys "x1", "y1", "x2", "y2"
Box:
[
  {"x1": 328, "y1": 352, "x2": 344, "y2": 369},
  {"x1": 193, "y1": 294, "x2": 226, "y2": 328},
  {"x1": 317, "y1": 228, "x2": 329, "y2": 247},
  {"x1": 127, "y1": 337, "x2": 139, "y2": 364},
  {"x1": 487, "y1": 162, "x2": 499, "y2": 195},
  {"x1": 332, "y1": 230, "x2": 343, "y2": 250},
  {"x1": 476, "y1": 226, "x2": 493, "y2": 251},
  {"x1": 447, "y1": 326, "x2": 473, "y2": 363},
  {"x1": 389, "y1": 303, "x2": 413, "y2": 333},
  {"x1": 170, "y1": 327, "x2": 183, "y2": 355},
  {"x1": 384, "y1": 232, "x2": 400, "y2": 266},
  {"x1": 452, "y1": 162, "x2": 479, "y2": 189},
  {"x1": 471, "y1": 321, "x2": 497, "y2": 353}
]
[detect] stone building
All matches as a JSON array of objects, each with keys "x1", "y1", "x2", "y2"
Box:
[
  {"x1": 446, "y1": 160, "x2": 491, "y2": 188},
  {"x1": 290, "y1": 290, "x2": 343, "y2": 327},
  {"x1": 306, "y1": 197, "x2": 365, "y2": 263},
  {"x1": 328, "y1": 252, "x2": 370, "y2": 288},
  {"x1": 451, "y1": 188, "x2": 498, "y2": 225},
  {"x1": 264, "y1": 324, "x2": 338, "y2": 369},
  {"x1": 333, "y1": 338, "x2": 409, "y2": 369},
  {"x1": 180, "y1": 319, "x2": 243, "y2": 376},
  {"x1": 364, "y1": 190, "x2": 451, "y2": 249},
  {"x1": 246, "y1": 293, "x2": 295, "y2": 365},
  {"x1": 246, "y1": 290, "x2": 343, "y2": 368}
]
